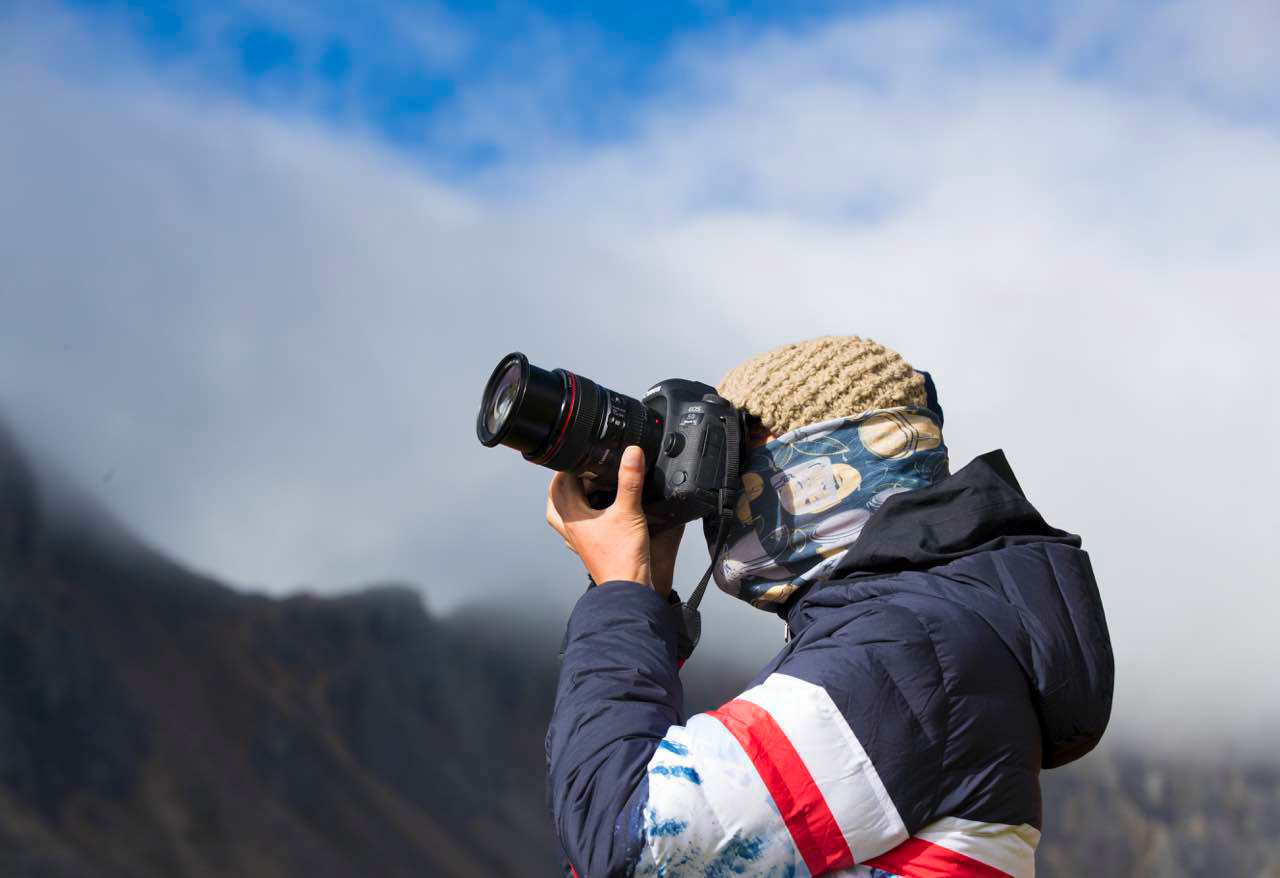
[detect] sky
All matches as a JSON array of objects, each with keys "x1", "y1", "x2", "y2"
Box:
[{"x1": 2, "y1": 0, "x2": 1279, "y2": 756}]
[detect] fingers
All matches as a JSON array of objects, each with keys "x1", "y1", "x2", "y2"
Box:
[
  {"x1": 550, "y1": 468, "x2": 592, "y2": 520},
  {"x1": 612, "y1": 445, "x2": 646, "y2": 517},
  {"x1": 545, "y1": 479, "x2": 580, "y2": 555},
  {"x1": 545, "y1": 486, "x2": 565, "y2": 536},
  {"x1": 546, "y1": 472, "x2": 581, "y2": 534}
]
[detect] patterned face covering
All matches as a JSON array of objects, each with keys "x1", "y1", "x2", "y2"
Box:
[{"x1": 705, "y1": 406, "x2": 949, "y2": 609}]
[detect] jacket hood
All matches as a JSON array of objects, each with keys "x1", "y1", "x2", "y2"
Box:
[{"x1": 785, "y1": 449, "x2": 1114, "y2": 769}]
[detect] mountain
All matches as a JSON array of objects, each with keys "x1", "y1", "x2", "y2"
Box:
[
  {"x1": 0, "y1": 421, "x2": 565, "y2": 876},
  {"x1": 1039, "y1": 752, "x2": 1280, "y2": 875},
  {"x1": 0, "y1": 420, "x2": 1277, "y2": 876}
]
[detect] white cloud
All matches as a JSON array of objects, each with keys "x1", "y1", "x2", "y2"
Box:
[{"x1": 2, "y1": 2, "x2": 1278, "y2": 754}]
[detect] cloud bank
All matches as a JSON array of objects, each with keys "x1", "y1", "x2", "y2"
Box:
[{"x1": 2, "y1": 2, "x2": 1278, "y2": 754}]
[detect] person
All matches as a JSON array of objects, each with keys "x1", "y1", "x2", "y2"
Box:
[{"x1": 544, "y1": 335, "x2": 1113, "y2": 878}]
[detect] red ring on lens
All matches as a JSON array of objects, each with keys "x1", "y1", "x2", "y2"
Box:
[{"x1": 537, "y1": 370, "x2": 578, "y2": 465}]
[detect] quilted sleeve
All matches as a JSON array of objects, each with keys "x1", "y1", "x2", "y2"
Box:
[{"x1": 545, "y1": 581, "x2": 686, "y2": 878}]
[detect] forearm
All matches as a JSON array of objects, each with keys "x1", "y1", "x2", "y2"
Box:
[{"x1": 546, "y1": 581, "x2": 686, "y2": 877}]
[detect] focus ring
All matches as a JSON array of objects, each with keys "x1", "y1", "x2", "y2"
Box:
[{"x1": 541, "y1": 373, "x2": 601, "y2": 471}]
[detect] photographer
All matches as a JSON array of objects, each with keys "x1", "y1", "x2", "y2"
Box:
[{"x1": 543, "y1": 336, "x2": 1113, "y2": 878}]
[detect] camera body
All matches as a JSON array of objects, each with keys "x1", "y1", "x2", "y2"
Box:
[{"x1": 610, "y1": 380, "x2": 744, "y2": 531}]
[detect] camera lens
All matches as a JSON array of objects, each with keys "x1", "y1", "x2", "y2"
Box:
[
  {"x1": 476, "y1": 352, "x2": 565, "y2": 454},
  {"x1": 485, "y1": 360, "x2": 522, "y2": 437},
  {"x1": 476, "y1": 352, "x2": 664, "y2": 485}
]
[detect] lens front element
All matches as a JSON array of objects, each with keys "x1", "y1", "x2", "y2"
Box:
[
  {"x1": 476, "y1": 352, "x2": 565, "y2": 454},
  {"x1": 486, "y1": 360, "x2": 523, "y2": 437}
]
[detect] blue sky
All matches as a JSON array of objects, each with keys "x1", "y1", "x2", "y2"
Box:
[
  {"x1": 40, "y1": 0, "x2": 1278, "y2": 180},
  {"x1": 53, "y1": 0, "x2": 1066, "y2": 169},
  {"x1": 58, "y1": 1, "x2": 843, "y2": 157}
]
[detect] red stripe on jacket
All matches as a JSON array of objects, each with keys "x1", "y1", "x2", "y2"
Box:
[
  {"x1": 708, "y1": 699, "x2": 855, "y2": 875},
  {"x1": 865, "y1": 836, "x2": 1014, "y2": 878}
]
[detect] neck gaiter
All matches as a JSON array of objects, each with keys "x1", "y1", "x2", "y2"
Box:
[{"x1": 705, "y1": 406, "x2": 949, "y2": 609}]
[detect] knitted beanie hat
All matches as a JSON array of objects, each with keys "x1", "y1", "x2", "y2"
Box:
[{"x1": 716, "y1": 335, "x2": 927, "y2": 438}]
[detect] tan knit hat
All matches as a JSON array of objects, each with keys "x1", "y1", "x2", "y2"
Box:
[{"x1": 717, "y1": 335, "x2": 927, "y2": 438}]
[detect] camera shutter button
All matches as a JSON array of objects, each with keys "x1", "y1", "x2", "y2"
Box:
[{"x1": 663, "y1": 433, "x2": 685, "y2": 456}]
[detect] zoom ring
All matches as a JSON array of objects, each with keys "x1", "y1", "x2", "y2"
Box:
[{"x1": 540, "y1": 373, "x2": 601, "y2": 471}]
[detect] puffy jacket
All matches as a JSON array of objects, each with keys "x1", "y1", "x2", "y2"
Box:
[{"x1": 547, "y1": 449, "x2": 1114, "y2": 877}]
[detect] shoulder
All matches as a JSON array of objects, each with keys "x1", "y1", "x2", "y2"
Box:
[
  {"x1": 786, "y1": 568, "x2": 1032, "y2": 700},
  {"x1": 776, "y1": 575, "x2": 1042, "y2": 830}
]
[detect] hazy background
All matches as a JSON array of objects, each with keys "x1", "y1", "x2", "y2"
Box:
[{"x1": 2, "y1": 0, "x2": 1278, "y2": 760}]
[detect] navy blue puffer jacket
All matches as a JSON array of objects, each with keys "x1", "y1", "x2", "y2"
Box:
[{"x1": 546, "y1": 449, "x2": 1114, "y2": 878}]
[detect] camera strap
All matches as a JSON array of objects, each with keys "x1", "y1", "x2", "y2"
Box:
[
  {"x1": 677, "y1": 485, "x2": 735, "y2": 664},
  {"x1": 678, "y1": 410, "x2": 744, "y2": 664}
]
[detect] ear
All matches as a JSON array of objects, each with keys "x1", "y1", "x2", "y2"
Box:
[{"x1": 745, "y1": 414, "x2": 773, "y2": 449}]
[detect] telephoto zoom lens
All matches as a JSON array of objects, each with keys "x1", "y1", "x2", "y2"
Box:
[{"x1": 476, "y1": 352, "x2": 664, "y2": 486}]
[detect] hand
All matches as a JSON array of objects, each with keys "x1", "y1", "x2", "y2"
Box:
[{"x1": 546, "y1": 445, "x2": 671, "y2": 596}]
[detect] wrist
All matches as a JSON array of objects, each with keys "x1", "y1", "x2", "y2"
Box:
[{"x1": 592, "y1": 568, "x2": 652, "y2": 590}]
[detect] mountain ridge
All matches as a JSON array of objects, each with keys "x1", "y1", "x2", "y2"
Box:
[{"x1": 0, "y1": 418, "x2": 563, "y2": 877}]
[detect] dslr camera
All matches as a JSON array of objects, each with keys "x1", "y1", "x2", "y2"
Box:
[{"x1": 475, "y1": 352, "x2": 747, "y2": 533}]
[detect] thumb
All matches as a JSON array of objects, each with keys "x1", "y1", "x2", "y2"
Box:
[{"x1": 613, "y1": 445, "x2": 646, "y2": 515}]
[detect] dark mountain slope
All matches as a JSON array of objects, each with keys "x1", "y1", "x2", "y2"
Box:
[{"x1": 0, "y1": 421, "x2": 561, "y2": 877}]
